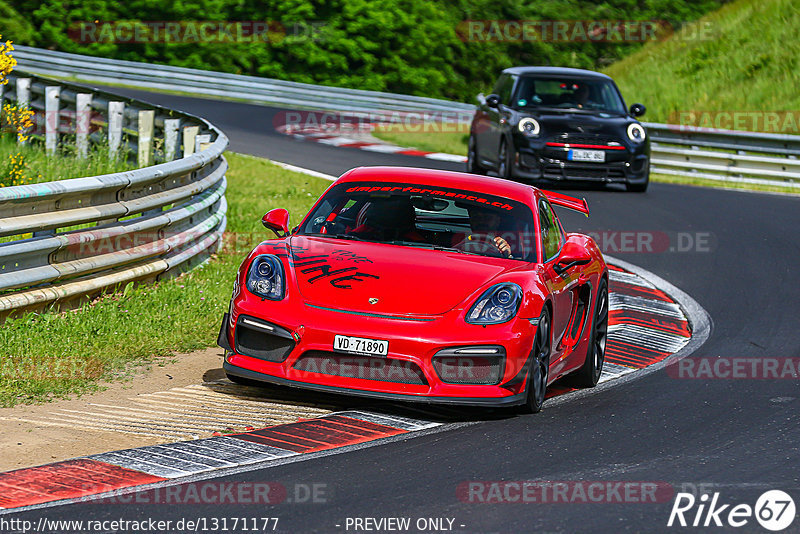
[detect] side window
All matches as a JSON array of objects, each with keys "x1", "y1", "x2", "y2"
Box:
[
  {"x1": 539, "y1": 200, "x2": 563, "y2": 261},
  {"x1": 492, "y1": 74, "x2": 516, "y2": 106}
]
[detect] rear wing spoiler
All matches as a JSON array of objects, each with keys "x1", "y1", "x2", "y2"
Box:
[{"x1": 542, "y1": 190, "x2": 590, "y2": 217}]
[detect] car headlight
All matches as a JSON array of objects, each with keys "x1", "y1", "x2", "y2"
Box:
[
  {"x1": 466, "y1": 283, "x2": 523, "y2": 325},
  {"x1": 518, "y1": 117, "x2": 541, "y2": 137},
  {"x1": 246, "y1": 255, "x2": 285, "y2": 300},
  {"x1": 627, "y1": 123, "x2": 646, "y2": 143}
]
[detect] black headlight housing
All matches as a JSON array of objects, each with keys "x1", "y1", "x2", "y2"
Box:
[
  {"x1": 466, "y1": 283, "x2": 523, "y2": 325},
  {"x1": 246, "y1": 254, "x2": 286, "y2": 300}
]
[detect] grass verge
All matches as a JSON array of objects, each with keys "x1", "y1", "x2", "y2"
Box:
[
  {"x1": 0, "y1": 135, "x2": 135, "y2": 186},
  {"x1": 0, "y1": 152, "x2": 330, "y2": 406},
  {"x1": 370, "y1": 126, "x2": 468, "y2": 155}
]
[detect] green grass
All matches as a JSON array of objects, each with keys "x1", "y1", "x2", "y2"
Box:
[
  {"x1": 652, "y1": 173, "x2": 800, "y2": 195},
  {"x1": 606, "y1": 0, "x2": 800, "y2": 129},
  {"x1": 371, "y1": 125, "x2": 468, "y2": 156},
  {"x1": 0, "y1": 152, "x2": 330, "y2": 406},
  {"x1": 0, "y1": 135, "x2": 135, "y2": 186}
]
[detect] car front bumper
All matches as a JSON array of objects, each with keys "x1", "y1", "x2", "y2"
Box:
[
  {"x1": 218, "y1": 298, "x2": 537, "y2": 407},
  {"x1": 511, "y1": 142, "x2": 650, "y2": 185}
]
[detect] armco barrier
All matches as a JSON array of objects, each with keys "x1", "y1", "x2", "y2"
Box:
[
  {"x1": 0, "y1": 71, "x2": 228, "y2": 318},
  {"x1": 11, "y1": 45, "x2": 800, "y2": 189}
]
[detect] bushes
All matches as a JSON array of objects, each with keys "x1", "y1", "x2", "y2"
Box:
[{"x1": 5, "y1": 0, "x2": 728, "y2": 102}]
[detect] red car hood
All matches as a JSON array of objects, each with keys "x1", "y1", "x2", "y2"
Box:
[{"x1": 287, "y1": 236, "x2": 516, "y2": 316}]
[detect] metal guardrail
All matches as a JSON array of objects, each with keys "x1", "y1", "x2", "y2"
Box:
[
  {"x1": 11, "y1": 46, "x2": 800, "y2": 189},
  {"x1": 12, "y1": 45, "x2": 475, "y2": 116},
  {"x1": 0, "y1": 71, "x2": 229, "y2": 318},
  {"x1": 644, "y1": 123, "x2": 800, "y2": 188}
]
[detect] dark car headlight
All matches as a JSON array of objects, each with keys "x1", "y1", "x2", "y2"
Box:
[
  {"x1": 466, "y1": 283, "x2": 523, "y2": 325},
  {"x1": 518, "y1": 117, "x2": 541, "y2": 137},
  {"x1": 627, "y1": 123, "x2": 646, "y2": 143},
  {"x1": 246, "y1": 255, "x2": 285, "y2": 300}
]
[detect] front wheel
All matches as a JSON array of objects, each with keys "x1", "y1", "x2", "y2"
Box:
[
  {"x1": 497, "y1": 138, "x2": 513, "y2": 180},
  {"x1": 569, "y1": 278, "x2": 609, "y2": 387},
  {"x1": 467, "y1": 135, "x2": 486, "y2": 175},
  {"x1": 519, "y1": 309, "x2": 551, "y2": 414}
]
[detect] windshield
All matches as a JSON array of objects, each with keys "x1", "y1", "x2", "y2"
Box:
[
  {"x1": 513, "y1": 76, "x2": 626, "y2": 114},
  {"x1": 298, "y1": 182, "x2": 537, "y2": 262}
]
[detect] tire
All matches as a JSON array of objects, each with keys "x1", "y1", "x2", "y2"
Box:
[
  {"x1": 626, "y1": 170, "x2": 649, "y2": 192},
  {"x1": 569, "y1": 278, "x2": 609, "y2": 388},
  {"x1": 497, "y1": 138, "x2": 513, "y2": 180},
  {"x1": 467, "y1": 135, "x2": 486, "y2": 175},
  {"x1": 519, "y1": 308, "x2": 551, "y2": 414}
]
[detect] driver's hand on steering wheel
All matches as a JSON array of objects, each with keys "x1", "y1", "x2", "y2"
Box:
[{"x1": 493, "y1": 236, "x2": 512, "y2": 257}]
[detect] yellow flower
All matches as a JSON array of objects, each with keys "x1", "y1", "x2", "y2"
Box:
[{"x1": 0, "y1": 35, "x2": 16, "y2": 86}]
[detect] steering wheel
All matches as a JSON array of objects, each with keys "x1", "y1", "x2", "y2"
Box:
[{"x1": 456, "y1": 234, "x2": 506, "y2": 257}]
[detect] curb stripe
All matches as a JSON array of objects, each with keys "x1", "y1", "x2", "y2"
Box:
[{"x1": 0, "y1": 460, "x2": 165, "y2": 508}]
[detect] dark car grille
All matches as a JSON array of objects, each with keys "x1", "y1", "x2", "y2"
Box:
[
  {"x1": 549, "y1": 133, "x2": 624, "y2": 146},
  {"x1": 234, "y1": 315, "x2": 295, "y2": 362},
  {"x1": 542, "y1": 163, "x2": 626, "y2": 181},
  {"x1": 432, "y1": 348, "x2": 504, "y2": 385},
  {"x1": 293, "y1": 351, "x2": 428, "y2": 385}
]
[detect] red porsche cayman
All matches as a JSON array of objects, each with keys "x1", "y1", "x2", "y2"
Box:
[{"x1": 218, "y1": 166, "x2": 608, "y2": 412}]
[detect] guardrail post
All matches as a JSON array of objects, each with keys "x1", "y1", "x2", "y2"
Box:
[
  {"x1": 45, "y1": 86, "x2": 61, "y2": 156},
  {"x1": 15, "y1": 78, "x2": 31, "y2": 145},
  {"x1": 76, "y1": 93, "x2": 92, "y2": 159},
  {"x1": 196, "y1": 133, "x2": 211, "y2": 152},
  {"x1": 183, "y1": 125, "x2": 199, "y2": 157},
  {"x1": 0, "y1": 83, "x2": 4, "y2": 109},
  {"x1": 108, "y1": 101, "x2": 124, "y2": 159},
  {"x1": 163, "y1": 118, "x2": 180, "y2": 161},
  {"x1": 138, "y1": 110, "x2": 155, "y2": 167}
]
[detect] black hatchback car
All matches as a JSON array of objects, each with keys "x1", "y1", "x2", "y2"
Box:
[{"x1": 468, "y1": 66, "x2": 650, "y2": 192}]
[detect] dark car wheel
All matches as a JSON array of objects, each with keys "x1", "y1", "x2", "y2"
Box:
[
  {"x1": 569, "y1": 279, "x2": 609, "y2": 387},
  {"x1": 467, "y1": 135, "x2": 486, "y2": 175},
  {"x1": 497, "y1": 138, "x2": 513, "y2": 180},
  {"x1": 519, "y1": 308, "x2": 551, "y2": 414}
]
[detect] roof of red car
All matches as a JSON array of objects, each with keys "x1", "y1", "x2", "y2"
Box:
[{"x1": 337, "y1": 166, "x2": 539, "y2": 202}]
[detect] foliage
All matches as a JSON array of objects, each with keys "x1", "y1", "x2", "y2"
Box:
[
  {"x1": 606, "y1": 0, "x2": 800, "y2": 127},
  {"x1": 3, "y1": 1, "x2": 728, "y2": 102}
]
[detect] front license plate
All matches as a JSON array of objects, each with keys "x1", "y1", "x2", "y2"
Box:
[
  {"x1": 568, "y1": 149, "x2": 605, "y2": 162},
  {"x1": 333, "y1": 335, "x2": 389, "y2": 357}
]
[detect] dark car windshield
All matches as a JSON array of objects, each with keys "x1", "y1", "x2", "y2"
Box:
[
  {"x1": 298, "y1": 182, "x2": 537, "y2": 262},
  {"x1": 513, "y1": 75, "x2": 626, "y2": 114}
]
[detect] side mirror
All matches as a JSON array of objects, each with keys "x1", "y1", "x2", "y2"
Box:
[
  {"x1": 629, "y1": 103, "x2": 646, "y2": 117},
  {"x1": 262, "y1": 208, "x2": 289, "y2": 237},
  {"x1": 486, "y1": 94, "x2": 501, "y2": 108},
  {"x1": 553, "y1": 238, "x2": 592, "y2": 275}
]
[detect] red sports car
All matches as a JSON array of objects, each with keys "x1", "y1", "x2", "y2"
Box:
[{"x1": 218, "y1": 166, "x2": 608, "y2": 412}]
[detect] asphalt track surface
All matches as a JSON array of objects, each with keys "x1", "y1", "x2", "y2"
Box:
[{"x1": 12, "y1": 88, "x2": 800, "y2": 532}]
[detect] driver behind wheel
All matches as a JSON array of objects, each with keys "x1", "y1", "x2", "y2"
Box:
[
  {"x1": 348, "y1": 196, "x2": 425, "y2": 242},
  {"x1": 453, "y1": 205, "x2": 513, "y2": 258}
]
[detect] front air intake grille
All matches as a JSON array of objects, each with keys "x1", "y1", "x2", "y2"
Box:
[
  {"x1": 550, "y1": 134, "x2": 623, "y2": 146},
  {"x1": 293, "y1": 351, "x2": 428, "y2": 385},
  {"x1": 543, "y1": 164, "x2": 626, "y2": 181},
  {"x1": 431, "y1": 346, "x2": 505, "y2": 385},
  {"x1": 234, "y1": 315, "x2": 295, "y2": 362}
]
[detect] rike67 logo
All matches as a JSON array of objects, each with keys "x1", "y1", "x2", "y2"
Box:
[{"x1": 668, "y1": 490, "x2": 796, "y2": 531}]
